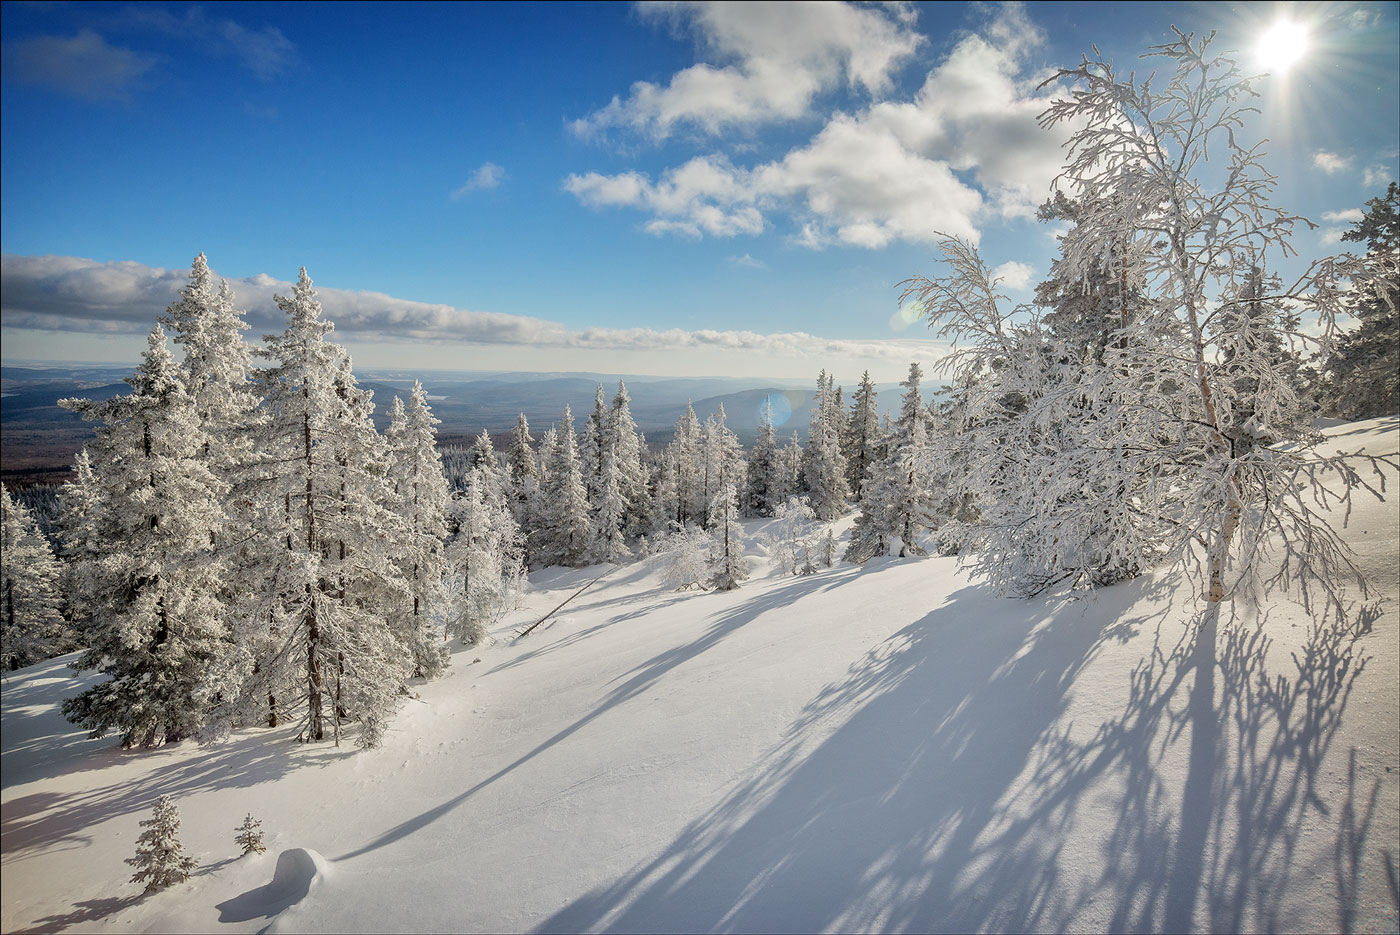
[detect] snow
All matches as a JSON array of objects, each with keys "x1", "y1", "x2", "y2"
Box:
[{"x1": 3, "y1": 417, "x2": 1397, "y2": 933}]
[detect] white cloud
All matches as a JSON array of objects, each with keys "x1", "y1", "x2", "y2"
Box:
[
  {"x1": 218, "y1": 20, "x2": 296, "y2": 80},
  {"x1": 1321, "y1": 208, "x2": 1363, "y2": 224},
  {"x1": 120, "y1": 6, "x2": 297, "y2": 78},
  {"x1": 572, "y1": 1, "x2": 923, "y2": 140},
  {"x1": 5, "y1": 30, "x2": 157, "y2": 101},
  {"x1": 452, "y1": 162, "x2": 507, "y2": 199},
  {"x1": 0, "y1": 253, "x2": 943, "y2": 366},
  {"x1": 565, "y1": 5, "x2": 1070, "y2": 249},
  {"x1": 727, "y1": 253, "x2": 766, "y2": 269},
  {"x1": 1312, "y1": 150, "x2": 1352, "y2": 174},
  {"x1": 1363, "y1": 164, "x2": 1393, "y2": 188},
  {"x1": 1320, "y1": 228, "x2": 1345, "y2": 245},
  {"x1": 992, "y1": 260, "x2": 1035, "y2": 290}
]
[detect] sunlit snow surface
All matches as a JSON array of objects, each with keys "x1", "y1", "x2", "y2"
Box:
[{"x1": 3, "y1": 418, "x2": 1397, "y2": 933}]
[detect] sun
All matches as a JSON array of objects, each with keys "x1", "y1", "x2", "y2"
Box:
[{"x1": 1257, "y1": 20, "x2": 1310, "y2": 73}]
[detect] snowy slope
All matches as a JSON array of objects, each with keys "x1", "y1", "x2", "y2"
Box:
[{"x1": 3, "y1": 417, "x2": 1397, "y2": 934}]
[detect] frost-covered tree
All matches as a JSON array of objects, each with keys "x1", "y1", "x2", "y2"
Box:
[
  {"x1": 671, "y1": 402, "x2": 704, "y2": 527},
  {"x1": 846, "y1": 363, "x2": 936, "y2": 563},
  {"x1": 386, "y1": 383, "x2": 451, "y2": 679},
  {"x1": 649, "y1": 450, "x2": 681, "y2": 535},
  {"x1": 60, "y1": 330, "x2": 236, "y2": 747},
  {"x1": 579, "y1": 384, "x2": 608, "y2": 506},
  {"x1": 608, "y1": 381, "x2": 651, "y2": 536},
  {"x1": 844, "y1": 372, "x2": 880, "y2": 501},
  {"x1": 585, "y1": 450, "x2": 633, "y2": 565},
  {"x1": 779, "y1": 431, "x2": 805, "y2": 501},
  {"x1": 1321, "y1": 182, "x2": 1399, "y2": 418},
  {"x1": 763, "y1": 496, "x2": 820, "y2": 576},
  {"x1": 803, "y1": 371, "x2": 849, "y2": 521},
  {"x1": 906, "y1": 31, "x2": 1396, "y2": 603},
  {"x1": 657, "y1": 524, "x2": 714, "y2": 591},
  {"x1": 1, "y1": 485, "x2": 72, "y2": 670},
  {"x1": 743, "y1": 396, "x2": 783, "y2": 517},
  {"x1": 540, "y1": 407, "x2": 591, "y2": 567},
  {"x1": 708, "y1": 474, "x2": 746, "y2": 591},
  {"x1": 447, "y1": 466, "x2": 524, "y2": 646},
  {"x1": 234, "y1": 813, "x2": 266, "y2": 856},
  {"x1": 701, "y1": 404, "x2": 744, "y2": 528},
  {"x1": 127, "y1": 796, "x2": 197, "y2": 892},
  {"x1": 245, "y1": 269, "x2": 412, "y2": 747},
  {"x1": 507, "y1": 413, "x2": 538, "y2": 489}
]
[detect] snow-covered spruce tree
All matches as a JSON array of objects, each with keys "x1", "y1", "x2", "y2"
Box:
[
  {"x1": 743, "y1": 396, "x2": 783, "y2": 517},
  {"x1": 908, "y1": 31, "x2": 1395, "y2": 603},
  {"x1": 649, "y1": 449, "x2": 681, "y2": 535},
  {"x1": 803, "y1": 371, "x2": 849, "y2": 521},
  {"x1": 245, "y1": 269, "x2": 413, "y2": 747},
  {"x1": 846, "y1": 363, "x2": 937, "y2": 563},
  {"x1": 779, "y1": 431, "x2": 805, "y2": 501},
  {"x1": 1321, "y1": 182, "x2": 1400, "y2": 418},
  {"x1": 127, "y1": 795, "x2": 197, "y2": 892},
  {"x1": 1, "y1": 485, "x2": 72, "y2": 670},
  {"x1": 540, "y1": 407, "x2": 591, "y2": 567},
  {"x1": 844, "y1": 371, "x2": 880, "y2": 502},
  {"x1": 585, "y1": 450, "x2": 632, "y2": 565},
  {"x1": 447, "y1": 465, "x2": 524, "y2": 645},
  {"x1": 507, "y1": 413, "x2": 538, "y2": 491},
  {"x1": 60, "y1": 330, "x2": 236, "y2": 747},
  {"x1": 608, "y1": 381, "x2": 651, "y2": 537},
  {"x1": 671, "y1": 401, "x2": 704, "y2": 527},
  {"x1": 386, "y1": 383, "x2": 452, "y2": 679},
  {"x1": 708, "y1": 477, "x2": 747, "y2": 591},
  {"x1": 701, "y1": 404, "x2": 745, "y2": 529},
  {"x1": 579, "y1": 384, "x2": 608, "y2": 506},
  {"x1": 234, "y1": 813, "x2": 266, "y2": 856}
]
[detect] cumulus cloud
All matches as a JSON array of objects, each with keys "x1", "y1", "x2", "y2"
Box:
[
  {"x1": 572, "y1": 1, "x2": 922, "y2": 140},
  {"x1": 1321, "y1": 208, "x2": 1363, "y2": 225},
  {"x1": 565, "y1": 5, "x2": 1070, "y2": 249},
  {"x1": 992, "y1": 260, "x2": 1035, "y2": 290},
  {"x1": 1363, "y1": 164, "x2": 1394, "y2": 188},
  {"x1": 452, "y1": 162, "x2": 507, "y2": 198},
  {"x1": 0, "y1": 253, "x2": 943, "y2": 365},
  {"x1": 5, "y1": 30, "x2": 157, "y2": 101},
  {"x1": 1312, "y1": 150, "x2": 1352, "y2": 174}
]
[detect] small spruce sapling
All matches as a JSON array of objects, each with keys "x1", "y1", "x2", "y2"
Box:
[
  {"x1": 126, "y1": 795, "x2": 197, "y2": 893},
  {"x1": 234, "y1": 813, "x2": 266, "y2": 856}
]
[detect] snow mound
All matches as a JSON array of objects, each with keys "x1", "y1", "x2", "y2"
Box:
[{"x1": 214, "y1": 848, "x2": 332, "y2": 927}]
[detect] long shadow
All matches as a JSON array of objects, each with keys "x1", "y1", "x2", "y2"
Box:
[
  {"x1": 17, "y1": 894, "x2": 144, "y2": 933},
  {"x1": 337, "y1": 565, "x2": 884, "y2": 862},
  {"x1": 2, "y1": 728, "x2": 350, "y2": 866},
  {"x1": 535, "y1": 583, "x2": 1375, "y2": 933},
  {"x1": 535, "y1": 575, "x2": 1156, "y2": 934}
]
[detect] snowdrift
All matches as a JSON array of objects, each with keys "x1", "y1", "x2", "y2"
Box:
[{"x1": 2, "y1": 417, "x2": 1397, "y2": 933}]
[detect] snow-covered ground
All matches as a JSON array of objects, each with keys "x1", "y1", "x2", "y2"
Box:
[{"x1": 3, "y1": 417, "x2": 1397, "y2": 934}]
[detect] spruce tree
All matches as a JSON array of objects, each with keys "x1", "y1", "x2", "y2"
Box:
[
  {"x1": 708, "y1": 478, "x2": 746, "y2": 591},
  {"x1": 608, "y1": 381, "x2": 651, "y2": 536},
  {"x1": 386, "y1": 383, "x2": 452, "y2": 679},
  {"x1": 743, "y1": 396, "x2": 782, "y2": 517},
  {"x1": 579, "y1": 384, "x2": 608, "y2": 506},
  {"x1": 672, "y1": 401, "x2": 703, "y2": 526},
  {"x1": 247, "y1": 269, "x2": 412, "y2": 747},
  {"x1": 127, "y1": 796, "x2": 197, "y2": 892},
  {"x1": 1, "y1": 485, "x2": 72, "y2": 670},
  {"x1": 803, "y1": 371, "x2": 850, "y2": 521},
  {"x1": 234, "y1": 813, "x2": 266, "y2": 856},
  {"x1": 60, "y1": 329, "x2": 235, "y2": 747},
  {"x1": 845, "y1": 372, "x2": 880, "y2": 501},
  {"x1": 846, "y1": 363, "x2": 936, "y2": 562},
  {"x1": 541, "y1": 407, "x2": 591, "y2": 567}
]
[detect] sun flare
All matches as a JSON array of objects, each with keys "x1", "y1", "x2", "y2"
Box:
[{"x1": 1257, "y1": 20, "x2": 1310, "y2": 73}]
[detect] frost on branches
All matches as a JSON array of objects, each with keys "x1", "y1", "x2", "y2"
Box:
[{"x1": 905, "y1": 30, "x2": 1396, "y2": 604}]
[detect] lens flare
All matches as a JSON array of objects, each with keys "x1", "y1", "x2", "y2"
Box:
[{"x1": 760, "y1": 393, "x2": 794, "y2": 428}]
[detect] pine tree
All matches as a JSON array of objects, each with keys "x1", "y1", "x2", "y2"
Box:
[
  {"x1": 245, "y1": 269, "x2": 412, "y2": 747},
  {"x1": 743, "y1": 396, "x2": 783, "y2": 517},
  {"x1": 234, "y1": 813, "x2": 266, "y2": 856},
  {"x1": 1, "y1": 485, "x2": 72, "y2": 670},
  {"x1": 60, "y1": 329, "x2": 235, "y2": 747},
  {"x1": 386, "y1": 383, "x2": 452, "y2": 679},
  {"x1": 844, "y1": 372, "x2": 880, "y2": 501},
  {"x1": 127, "y1": 796, "x2": 197, "y2": 892}
]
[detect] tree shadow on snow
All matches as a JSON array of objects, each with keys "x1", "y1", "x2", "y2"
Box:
[
  {"x1": 535, "y1": 583, "x2": 1378, "y2": 934},
  {"x1": 16, "y1": 893, "x2": 144, "y2": 933}
]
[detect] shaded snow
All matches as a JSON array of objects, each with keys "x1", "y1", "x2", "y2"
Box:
[{"x1": 2, "y1": 417, "x2": 1397, "y2": 933}]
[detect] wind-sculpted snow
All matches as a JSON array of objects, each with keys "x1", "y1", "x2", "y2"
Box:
[{"x1": 1, "y1": 418, "x2": 1396, "y2": 933}]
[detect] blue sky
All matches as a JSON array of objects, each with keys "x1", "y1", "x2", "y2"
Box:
[{"x1": 2, "y1": 1, "x2": 1397, "y2": 380}]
